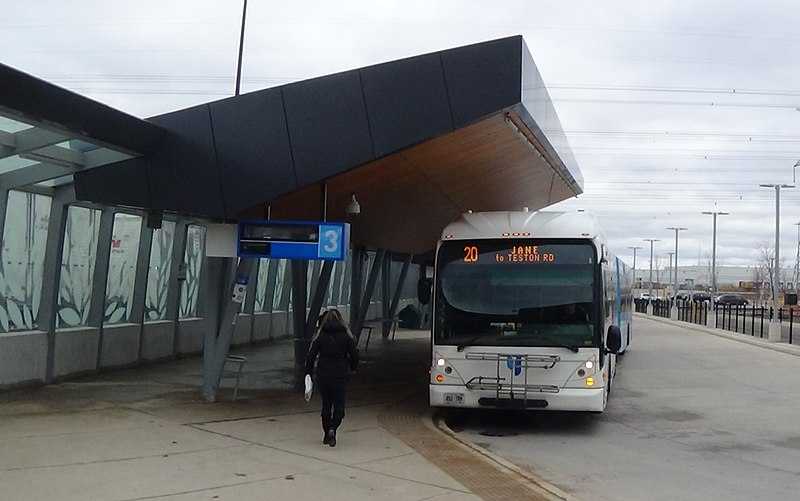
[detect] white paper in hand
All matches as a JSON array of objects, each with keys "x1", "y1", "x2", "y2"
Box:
[{"x1": 303, "y1": 374, "x2": 313, "y2": 401}]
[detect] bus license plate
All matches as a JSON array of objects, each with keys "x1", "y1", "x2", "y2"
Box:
[{"x1": 444, "y1": 393, "x2": 464, "y2": 405}]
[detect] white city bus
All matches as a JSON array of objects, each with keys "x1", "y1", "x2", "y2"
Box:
[{"x1": 429, "y1": 210, "x2": 632, "y2": 412}]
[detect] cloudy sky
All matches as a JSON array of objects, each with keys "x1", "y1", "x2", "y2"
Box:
[{"x1": 2, "y1": 0, "x2": 800, "y2": 272}]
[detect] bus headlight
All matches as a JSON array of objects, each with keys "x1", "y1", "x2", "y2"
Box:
[{"x1": 432, "y1": 354, "x2": 463, "y2": 384}]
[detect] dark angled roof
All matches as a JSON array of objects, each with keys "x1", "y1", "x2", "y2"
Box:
[
  {"x1": 0, "y1": 64, "x2": 163, "y2": 155},
  {"x1": 0, "y1": 64, "x2": 164, "y2": 194},
  {"x1": 64, "y1": 35, "x2": 584, "y2": 256}
]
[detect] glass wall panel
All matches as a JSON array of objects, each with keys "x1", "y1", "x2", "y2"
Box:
[
  {"x1": 339, "y1": 253, "x2": 351, "y2": 305},
  {"x1": 180, "y1": 224, "x2": 205, "y2": 318},
  {"x1": 103, "y1": 214, "x2": 142, "y2": 325},
  {"x1": 325, "y1": 261, "x2": 340, "y2": 307},
  {"x1": 57, "y1": 206, "x2": 101, "y2": 328},
  {"x1": 145, "y1": 221, "x2": 176, "y2": 321},
  {"x1": 307, "y1": 262, "x2": 315, "y2": 302},
  {"x1": 0, "y1": 191, "x2": 52, "y2": 332},
  {"x1": 272, "y1": 259, "x2": 287, "y2": 310},
  {"x1": 254, "y1": 258, "x2": 270, "y2": 312}
]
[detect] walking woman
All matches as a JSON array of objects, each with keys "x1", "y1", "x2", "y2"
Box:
[{"x1": 305, "y1": 309, "x2": 359, "y2": 447}]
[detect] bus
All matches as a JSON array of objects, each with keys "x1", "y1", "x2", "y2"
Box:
[{"x1": 428, "y1": 210, "x2": 632, "y2": 412}]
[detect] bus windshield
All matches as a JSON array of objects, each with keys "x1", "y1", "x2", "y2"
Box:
[{"x1": 434, "y1": 240, "x2": 598, "y2": 349}]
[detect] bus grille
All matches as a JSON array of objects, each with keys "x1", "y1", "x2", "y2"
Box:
[
  {"x1": 464, "y1": 352, "x2": 560, "y2": 369},
  {"x1": 466, "y1": 377, "x2": 559, "y2": 394}
]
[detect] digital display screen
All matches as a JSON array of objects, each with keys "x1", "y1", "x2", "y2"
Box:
[
  {"x1": 240, "y1": 223, "x2": 318, "y2": 243},
  {"x1": 459, "y1": 243, "x2": 589, "y2": 265}
]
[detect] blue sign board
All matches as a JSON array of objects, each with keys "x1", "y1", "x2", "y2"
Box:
[{"x1": 237, "y1": 220, "x2": 349, "y2": 261}]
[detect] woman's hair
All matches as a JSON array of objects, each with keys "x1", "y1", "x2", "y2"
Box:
[{"x1": 312, "y1": 309, "x2": 355, "y2": 340}]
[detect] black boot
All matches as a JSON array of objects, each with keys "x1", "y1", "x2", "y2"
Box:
[
  {"x1": 321, "y1": 413, "x2": 332, "y2": 445},
  {"x1": 327, "y1": 429, "x2": 336, "y2": 447}
]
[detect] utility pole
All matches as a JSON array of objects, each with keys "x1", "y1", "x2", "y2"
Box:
[
  {"x1": 666, "y1": 227, "x2": 687, "y2": 320},
  {"x1": 643, "y1": 239, "x2": 660, "y2": 314},
  {"x1": 760, "y1": 183, "x2": 794, "y2": 341},
  {"x1": 702, "y1": 211, "x2": 728, "y2": 314},
  {"x1": 794, "y1": 221, "x2": 800, "y2": 294},
  {"x1": 667, "y1": 251, "x2": 674, "y2": 297},
  {"x1": 235, "y1": 0, "x2": 248, "y2": 97},
  {"x1": 628, "y1": 246, "x2": 643, "y2": 296}
]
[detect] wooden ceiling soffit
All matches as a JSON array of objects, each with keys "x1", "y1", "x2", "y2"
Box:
[{"x1": 268, "y1": 114, "x2": 581, "y2": 256}]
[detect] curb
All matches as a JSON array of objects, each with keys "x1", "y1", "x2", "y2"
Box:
[{"x1": 429, "y1": 410, "x2": 576, "y2": 501}]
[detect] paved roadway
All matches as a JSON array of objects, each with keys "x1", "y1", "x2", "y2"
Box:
[{"x1": 444, "y1": 314, "x2": 800, "y2": 500}]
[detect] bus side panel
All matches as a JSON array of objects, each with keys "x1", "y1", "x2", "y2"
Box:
[{"x1": 614, "y1": 255, "x2": 633, "y2": 353}]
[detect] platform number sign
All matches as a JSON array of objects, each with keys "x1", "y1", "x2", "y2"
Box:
[
  {"x1": 318, "y1": 224, "x2": 344, "y2": 259},
  {"x1": 237, "y1": 220, "x2": 349, "y2": 261}
]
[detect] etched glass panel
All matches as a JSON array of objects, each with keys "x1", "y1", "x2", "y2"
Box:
[
  {"x1": 104, "y1": 213, "x2": 142, "y2": 324},
  {"x1": 254, "y1": 258, "x2": 270, "y2": 312},
  {"x1": 0, "y1": 191, "x2": 52, "y2": 332},
  {"x1": 57, "y1": 206, "x2": 101, "y2": 328},
  {"x1": 145, "y1": 221, "x2": 176, "y2": 321},
  {"x1": 180, "y1": 225, "x2": 205, "y2": 318},
  {"x1": 272, "y1": 259, "x2": 287, "y2": 311}
]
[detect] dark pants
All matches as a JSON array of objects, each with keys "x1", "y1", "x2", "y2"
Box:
[{"x1": 318, "y1": 377, "x2": 347, "y2": 433}]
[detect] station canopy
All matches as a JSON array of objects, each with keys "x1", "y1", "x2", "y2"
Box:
[{"x1": 0, "y1": 35, "x2": 582, "y2": 257}]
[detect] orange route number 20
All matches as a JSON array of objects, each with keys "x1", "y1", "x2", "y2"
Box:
[{"x1": 463, "y1": 246, "x2": 479, "y2": 263}]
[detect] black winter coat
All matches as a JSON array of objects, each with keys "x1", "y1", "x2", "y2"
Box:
[{"x1": 305, "y1": 324, "x2": 359, "y2": 380}]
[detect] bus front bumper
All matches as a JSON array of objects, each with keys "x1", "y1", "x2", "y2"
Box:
[{"x1": 430, "y1": 384, "x2": 606, "y2": 412}]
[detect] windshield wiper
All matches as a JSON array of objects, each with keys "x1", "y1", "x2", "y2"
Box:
[
  {"x1": 456, "y1": 334, "x2": 490, "y2": 352},
  {"x1": 530, "y1": 337, "x2": 581, "y2": 352}
]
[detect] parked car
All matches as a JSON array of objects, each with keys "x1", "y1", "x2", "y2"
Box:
[
  {"x1": 691, "y1": 292, "x2": 713, "y2": 303},
  {"x1": 715, "y1": 294, "x2": 748, "y2": 306}
]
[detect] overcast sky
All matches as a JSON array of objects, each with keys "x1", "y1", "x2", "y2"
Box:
[{"x1": 2, "y1": 0, "x2": 800, "y2": 272}]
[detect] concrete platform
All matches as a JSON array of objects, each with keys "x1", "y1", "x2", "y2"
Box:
[{"x1": 0, "y1": 324, "x2": 560, "y2": 501}]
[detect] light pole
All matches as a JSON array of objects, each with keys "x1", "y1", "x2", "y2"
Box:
[
  {"x1": 793, "y1": 159, "x2": 800, "y2": 184},
  {"x1": 794, "y1": 221, "x2": 800, "y2": 294},
  {"x1": 666, "y1": 227, "x2": 687, "y2": 319},
  {"x1": 760, "y1": 183, "x2": 794, "y2": 341},
  {"x1": 667, "y1": 251, "x2": 674, "y2": 297},
  {"x1": 643, "y1": 239, "x2": 660, "y2": 313},
  {"x1": 702, "y1": 211, "x2": 728, "y2": 308},
  {"x1": 234, "y1": 0, "x2": 249, "y2": 97},
  {"x1": 628, "y1": 246, "x2": 643, "y2": 295}
]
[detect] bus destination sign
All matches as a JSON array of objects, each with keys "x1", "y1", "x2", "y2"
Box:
[{"x1": 463, "y1": 244, "x2": 557, "y2": 264}]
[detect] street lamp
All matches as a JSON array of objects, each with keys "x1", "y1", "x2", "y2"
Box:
[
  {"x1": 628, "y1": 246, "x2": 643, "y2": 295},
  {"x1": 666, "y1": 227, "x2": 687, "y2": 319},
  {"x1": 702, "y1": 211, "x2": 729, "y2": 308},
  {"x1": 793, "y1": 159, "x2": 800, "y2": 184},
  {"x1": 643, "y1": 239, "x2": 660, "y2": 313},
  {"x1": 794, "y1": 221, "x2": 800, "y2": 294},
  {"x1": 667, "y1": 251, "x2": 674, "y2": 296},
  {"x1": 760, "y1": 183, "x2": 794, "y2": 341}
]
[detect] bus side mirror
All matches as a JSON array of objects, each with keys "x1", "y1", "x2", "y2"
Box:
[
  {"x1": 418, "y1": 278, "x2": 432, "y2": 305},
  {"x1": 606, "y1": 325, "x2": 622, "y2": 354}
]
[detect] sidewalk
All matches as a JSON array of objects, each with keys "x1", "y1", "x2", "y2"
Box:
[{"x1": 0, "y1": 324, "x2": 559, "y2": 501}]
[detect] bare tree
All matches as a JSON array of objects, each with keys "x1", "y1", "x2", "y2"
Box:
[
  {"x1": 653, "y1": 255, "x2": 664, "y2": 290},
  {"x1": 754, "y1": 240, "x2": 785, "y2": 306}
]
